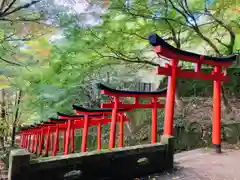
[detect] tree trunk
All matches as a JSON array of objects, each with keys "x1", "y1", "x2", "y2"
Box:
[
  {"x1": 11, "y1": 90, "x2": 22, "y2": 147},
  {"x1": 175, "y1": 90, "x2": 184, "y2": 109},
  {"x1": 11, "y1": 125, "x2": 16, "y2": 147},
  {"x1": 0, "y1": 137, "x2": 5, "y2": 151},
  {"x1": 4, "y1": 134, "x2": 7, "y2": 142},
  {"x1": 175, "y1": 80, "x2": 184, "y2": 110},
  {"x1": 157, "y1": 77, "x2": 184, "y2": 109},
  {"x1": 0, "y1": 89, "x2": 5, "y2": 151},
  {"x1": 219, "y1": 67, "x2": 231, "y2": 114},
  {"x1": 221, "y1": 85, "x2": 231, "y2": 113}
]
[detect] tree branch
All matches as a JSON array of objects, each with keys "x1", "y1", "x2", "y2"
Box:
[
  {"x1": 1, "y1": 0, "x2": 40, "y2": 17},
  {"x1": 215, "y1": 38, "x2": 228, "y2": 48},
  {"x1": 120, "y1": 31, "x2": 147, "y2": 40},
  {"x1": 162, "y1": 0, "x2": 181, "y2": 48},
  {"x1": 13, "y1": 90, "x2": 22, "y2": 124},
  {"x1": 206, "y1": 11, "x2": 235, "y2": 54},
  {"x1": 89, "y1": 47, "x2": 158, "y2": 67},
  {"x1": 0, "y1": 56, "x2": 23, "y2": 66},
  {"x1": 167, "y1": 0, "x2": 220, "y2": 55},
  {"x1": 168, "y1": 0, "x2": 191, "y2": 25},
  {"x1": 182, "y1": 0, "x2": 198, "y2": 26},
  {"x1": 123, "y1": 8, "x2": 190, "y2": 27},
  {"x1": 88, "y1": 28, "x2": 146, "y2": 61},
  {"x1": 0, "y1": 0, "x2": 6, "y2": 11},
  {"x1": 2, "y1": 0, "x2": 16, "y2": 14},
  {"x1": 231, "y1": 20, "x2": 240, "y2": 28}
]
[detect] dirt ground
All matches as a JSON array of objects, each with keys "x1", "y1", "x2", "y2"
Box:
[
  {"x1": 153, "y1": 148, "x2": 240, "y2": 180},
  {"x1": 175, "y1": 98, "x2": 240, "y2": 124}
]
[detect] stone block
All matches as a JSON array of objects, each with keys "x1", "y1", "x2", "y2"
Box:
[{"x1": 8, "y1": 149, "x2": 30, "y2": 180}]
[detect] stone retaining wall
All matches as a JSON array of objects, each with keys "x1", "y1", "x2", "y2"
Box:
[{"x1": 8, "y1": 136, "x2": 174, "y2": 180}]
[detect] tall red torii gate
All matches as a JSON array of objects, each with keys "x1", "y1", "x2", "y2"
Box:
[
  {"x1": 148, "y1": 33, "x2": 237, "y2": 153},
  {"x1": 96, "y1": 83, "x2": 167, "y2": 149}
]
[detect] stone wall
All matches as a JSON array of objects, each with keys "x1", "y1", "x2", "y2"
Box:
[{"x1": 8, "y1": 136, "x2": 174, "y2": 180}]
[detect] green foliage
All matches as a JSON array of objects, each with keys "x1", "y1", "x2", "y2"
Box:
[
  {"x1": 5, "y1": 0, "x2": 239, "y2": 121},
  {"x1": 1, "y1": 0, "x2": 240, "y2": 151}
]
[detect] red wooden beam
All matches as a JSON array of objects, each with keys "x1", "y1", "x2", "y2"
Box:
[
  {"x1": 100, "y1": 90, "x2": 166, "y2": 97},
  {"x1": 109, "y1": 97, "x2": 118, "y2": 149},
  {"x1": 118, "y1": 114, "x2": 124, "y2": 148},
  {"x1": 71, "y1": 128, "x2": 75, "y2": 153},
  {"x1": 153, "y1": 46, "x2": 233, "y2": 67},
  {"x1": 64, "y1": 120, "x2": 72, "y2": 155},
  {"x1": 163, "y1": 59, "x2": 178, "y2": 136},
  {"x1": 151, "y1": 97, "x2": 158, "y2": 143},
  {"x1": 57, "y1": 116, "x2": 106, "y2": 121},
  {"x1": 97, "y1": 121, "x2": 102, "y2": 150},
  {"x1": 101, "y1": 102, "x2": 165, "y2": 109},
  {"x1": 74, "y1": 110, "x2": 131, "y2": 115},
  {"x1": 156, "y1": 65, "x2": 230, "y2": 82},
  {"x1": 53, "y1": 124, "x2": 59, "y2": 156},
  {"x1": 212, "y1": 66, "x2": 222, "y2": 153}
]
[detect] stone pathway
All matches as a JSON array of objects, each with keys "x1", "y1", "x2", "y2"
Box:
[{"x1": 154, "y1": 148, "x2": 240, "y2": 180}]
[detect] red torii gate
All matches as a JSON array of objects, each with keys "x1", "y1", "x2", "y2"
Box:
[
  {"x1": 38, "y1": 118, "x2": 106, "y2": 156},
  {"x1": 96, "y1": 83, "x2": 167, "y2": 149},
  {"x1": 56, "y1": 114, "x2": 102, "y2": 155},
  {"x1": 17, "y1": 105, "x2": 131, "y2": 156},
  {"x1": 72, "y1": 105, "x2": 131, "y2": 150},
  {"x1": 49, "y1": 116, "x2": 110, "y2": 155},
  {"x1": 38, "y1": 122, "x2": 60, "y2": 156},
  {"x1": 18, "y1": 120, "x2": 77, "y2": 155},
  {"x1": 57, "y1": 112, "x2": 130, "y2": 154},
  {"x1": 48, "y1": 118, "x2": 68, "y2": 156},
  {"x1": 18, "y1": 111, "x2": 131, "y2": 156},
  {"x1": 18, "y1": 125, "x2": 37, "y2": 151},
  {"x1": 19, "y1": 121, "x2": 66, "y2": 156},
  {"x1": 21, "y1": 124, "x2": 46, "y2": 153},
  {"x1": 148, "y1": 33, "x2": 237, "y2": 153},
  {"x1": 19, "y1": 123, "x2": 50, "y2": 154}
]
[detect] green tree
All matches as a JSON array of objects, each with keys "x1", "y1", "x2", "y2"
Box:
[
  {"x1": 73, "y1": 0, "x2": 240, "y2": 110},
  {"x1": 4, "y1": 0, "x2": 240, "y2": 147}
]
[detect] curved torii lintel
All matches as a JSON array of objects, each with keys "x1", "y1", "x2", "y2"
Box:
[
  {"x1": 72, "y1": 104, "x2": 131, "y2": 114},
  {"x1": 148, "y1": 33, "x2": 237, "y2": 66},
  {"x1": 97, "y1": 83, "x2": 167, "y2": 97},
  {"x1": 56, "y1": 112, "x2": 104, "y2": 119}
]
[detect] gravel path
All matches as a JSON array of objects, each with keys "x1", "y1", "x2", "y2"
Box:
[{"x1": 153, "y1": 148, "x2": 240, "y2": 180}]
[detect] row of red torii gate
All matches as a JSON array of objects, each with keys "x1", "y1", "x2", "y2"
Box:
[{"x1": 17, "y1": 33, "x2": 237, "y2": 156}]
